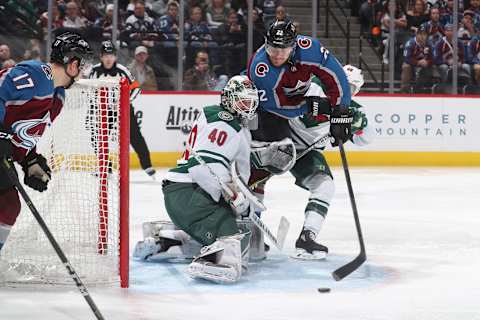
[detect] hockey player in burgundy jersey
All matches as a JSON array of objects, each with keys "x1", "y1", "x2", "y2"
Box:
[
  {"x1": 247, "y1": 21, "x2": 365, "y2": 260},
  {"x1": 247, "y1": 20, "x2": 352, "y2": 145},
  {"x1": 0, "y1": 32, "x2": 93, "y2": 251}
]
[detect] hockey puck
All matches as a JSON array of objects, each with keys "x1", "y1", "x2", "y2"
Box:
[{"x1": 317, "y1": 287, "x2": 331, "y2": 293}]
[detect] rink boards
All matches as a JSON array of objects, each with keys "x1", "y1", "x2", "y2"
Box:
[{"x1": 131, "y1": 92, "x2": 480, "y2": 167}]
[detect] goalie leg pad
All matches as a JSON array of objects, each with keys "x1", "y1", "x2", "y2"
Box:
[
  {"x1": 186, "y1": 232, "x2": 249, "y2": 284},
  {"x1": 237, "y1": 218, "x2": 265, "y2": 261}
]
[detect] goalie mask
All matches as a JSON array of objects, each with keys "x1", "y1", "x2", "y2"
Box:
[
  {"x1": 343, "y1": 65, "x2": 364, "y2": 96},
  {"x1": 221, "y1": 75, "x2": 259, "y2": 121}
]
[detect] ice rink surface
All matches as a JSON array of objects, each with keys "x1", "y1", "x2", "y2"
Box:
[{"x1": 1, "y1": 167, "x2": 480, "y2": 320}]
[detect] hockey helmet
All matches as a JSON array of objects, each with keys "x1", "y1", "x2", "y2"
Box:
[
  {"x1": 221, "y1": 75, "x2": 259, "y2": 121},
  {"x1": 265, "y1": 20, "x2": 297, "y2": 49},
  {"x1": 343, "y1": 65, "x2": 364, "y2": 96},
  {"x1": 50, "y1": 31, "x2": 93, "y2": 69},
  {"x1": 101, "y1": 40, "x2": 116, "y2": 55}
]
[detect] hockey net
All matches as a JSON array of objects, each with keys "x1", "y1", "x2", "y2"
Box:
[{"x1": 0, "y1": 78, "x2": 130, "y2": 287}]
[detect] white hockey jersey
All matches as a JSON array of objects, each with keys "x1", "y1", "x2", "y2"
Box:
[
  {"x1": 289, "y1": 82, "x2": 374, "y2": 150},
  {"x1": 166, "y1": 105, "x2": 252, "y2": 202}
]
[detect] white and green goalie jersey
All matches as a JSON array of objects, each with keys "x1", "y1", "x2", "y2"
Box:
[{"x1": 165, "y1": 105, "x2": 252, "y2": 202}]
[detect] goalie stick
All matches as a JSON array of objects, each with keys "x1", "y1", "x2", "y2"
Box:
[
  {"x1": 249, "y1": 132, "x2": 331, "y2": 189},
  {"x1": 230, "y1": 161, "x2": 290, "y2": 250},
  {"x1": 331, "y1": 140, "x2": 366, "y2": 281},
  {"x1": 1, "y1": 158, "x2": 105, "y2": 320},
  {"x1": 190, "y1": 150, "x2": 290, "y2": 250}
]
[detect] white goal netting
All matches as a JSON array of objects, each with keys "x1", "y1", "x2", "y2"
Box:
[{"x1": 0, "y1": 78, "x2": 129, "y2": 286}]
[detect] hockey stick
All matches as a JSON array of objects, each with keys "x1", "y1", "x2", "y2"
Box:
[
  {"x1": 331, "y1": 141, "x2": 366, "y2": 281},
  {"x1": 230, "y1": 161, "x2": 290, "y2": 250},
  {"x1": 1, "y1": 158, "x2": 105, "y2": 320},
  {"x1": 249, "y1": 132, "x2": 331, "y2": 189},
  {"x1": 190, "y1": 151, "x2": 289, "y2": 250}
]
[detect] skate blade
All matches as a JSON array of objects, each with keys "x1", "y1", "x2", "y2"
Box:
[{"x1": 290, "y1": 248, "x2": 327, "y2": 260}]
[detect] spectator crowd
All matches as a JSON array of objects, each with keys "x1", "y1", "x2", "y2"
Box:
[
  {"x1": 0, "y1": 0, "x2": 290, "y2": 91},
  {"x1": 357, "y1": 0, "x2": 480, "y2": 93}
]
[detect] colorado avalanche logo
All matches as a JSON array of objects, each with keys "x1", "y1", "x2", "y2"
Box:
[
  {"x1": 10, "y1": 112, "x2": 51, "y2": 151},
  {"x1": 41, "y1": 65, "x2": 53, "y2": 80},
  {"x1": 255, "y1": 63, "x2": 269, "y2": 77},
  {"x1": 297, "y1": 37, "x2": 312, "y2": 49}
]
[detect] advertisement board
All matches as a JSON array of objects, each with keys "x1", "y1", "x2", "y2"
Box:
[{"x1": 132, "y1": 93, "x2": 480, "y2": 167}]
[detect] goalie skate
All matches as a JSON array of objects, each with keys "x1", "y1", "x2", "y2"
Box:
[{"x1": 291, "y1": 229, "x2": 328, "y2": 260}]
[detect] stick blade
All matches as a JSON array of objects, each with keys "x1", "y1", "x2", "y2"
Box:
[
  {"x1": 332, "y1": 252, "x2": 366, "y2": 281},
  {"x1": 276, "y1": 216, "x2": 290, "y2": 250}
]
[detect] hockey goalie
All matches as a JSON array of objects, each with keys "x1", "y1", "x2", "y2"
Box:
[{"x1": 134, "y1": 75, "x2": 262, "y2": 284}]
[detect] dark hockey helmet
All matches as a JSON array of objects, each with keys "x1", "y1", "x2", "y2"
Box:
[
  {"x1": 50, "y1": 31, "x2": 93, "y2": 68},
  {"x1": 265, "y1": 20, "x2": 297, "y2": 48},
  {"x1": 101, "y1": 40, "x2": 116, "y2": 55}
]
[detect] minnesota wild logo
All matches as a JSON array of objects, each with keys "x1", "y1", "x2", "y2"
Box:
[{"x1": 218, "y1": 111, "x2": 234, "y2": 121}]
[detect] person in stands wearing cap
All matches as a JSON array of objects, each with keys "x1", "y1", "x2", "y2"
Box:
[
  {"x1": 433, "y1": 23, "x2": 471, "y2": 84},
  {"x1": 458, "y1": 10, "x2": 478, "y2": 44},
  {"x1": 93, "y1": 4, "x2": 120, "y2": 41},
  {"x1": 128, "y1": 46, "x2": 158, "y2": 91},
  {"x1": 401, "y1": 29, "x2": 433, "y2": 92},
  {"x1": 89, "y1": 40, "x2": 156, "y2": 178}
]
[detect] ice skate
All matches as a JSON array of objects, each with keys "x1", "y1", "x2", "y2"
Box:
[{"x1": 292, "y1": 228, "x2": 328, "y2": 260}]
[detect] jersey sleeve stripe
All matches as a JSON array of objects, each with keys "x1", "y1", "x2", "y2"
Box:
[
  {"x1": 170, "y1": 156, "x2": 228, "y2": 173},
  {"x1": 117, "y1": 64, "x2": 135, "y2": 82},
  {"x1": 196, "y1": 149, "x2": 230, "y2": 168},
  {"x1": 0, "y1": 68, "x2": 12, "y2": 87}
]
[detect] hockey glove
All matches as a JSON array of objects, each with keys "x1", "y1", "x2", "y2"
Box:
[
  {"x1": 251, "y1": 138, "x2": 296, "y2": 175},
  {"x1": 0, "y1": 124, "x2": 13, "y2": 161},
  {"x1": 229, "y1": 191, "x2": 250, "y2": 218},
  {"x1": 21, "y1": 152, "x2": 51, "y2": 192},
  {"x1": 306, "y1": 96, "x2": 331, "y2": 120},
  {"x1": 329, "y1": 106, "x2": 353, "y2": 147},
  {"x1": 222, "y1": 184, "x2": 250, "y2": 218}
]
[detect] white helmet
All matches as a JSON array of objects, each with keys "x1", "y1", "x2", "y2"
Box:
[
  {"x1": 221, "y1": 75, "x2": 259, "y2": 121},
  {"x1": 343, "y1": 65, "x2": 364, "y2": 96}
]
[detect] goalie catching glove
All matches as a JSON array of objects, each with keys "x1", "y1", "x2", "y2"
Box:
[
  {"x1": 21, "y1": 151, "x2": 51, "y2": 192},
  {"x1": 251, "y1": 137, "x2": 296, "y2": 175}
]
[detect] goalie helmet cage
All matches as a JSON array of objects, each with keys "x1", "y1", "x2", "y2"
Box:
[{"x1": 0, "y1": 78, "x2": 130, "y2": 288}]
